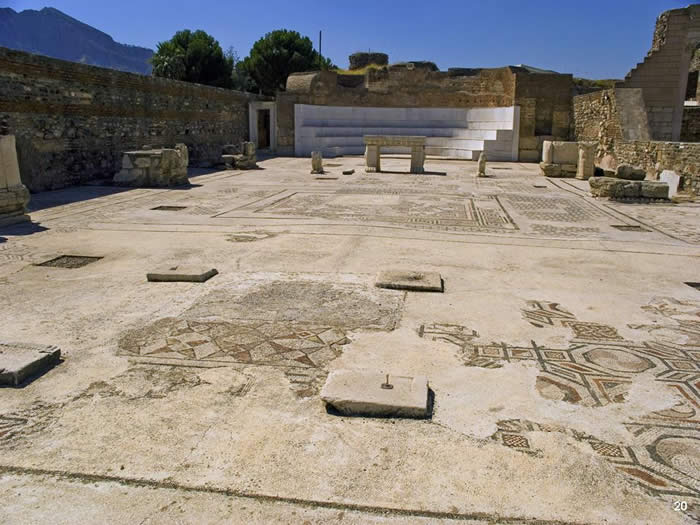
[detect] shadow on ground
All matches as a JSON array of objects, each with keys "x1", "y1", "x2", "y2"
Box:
[{"x1": 0, "y1": 221, "x2": 48, "y2": 237}]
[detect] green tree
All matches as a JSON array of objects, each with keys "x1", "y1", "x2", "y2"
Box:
[
  {"x1": 151, "y1": 30, "x2": 233, "y2": 88},
  {"x1": 241, "y1": 29, "x2": 334, "y2": 95},
  {"x1": 225, "y1": 47, "x2": 253, "y2": 92}
]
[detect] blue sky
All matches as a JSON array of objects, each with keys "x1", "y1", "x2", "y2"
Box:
[{"x1": 4, "y1": 0, "x2": 689, "y2": 78}]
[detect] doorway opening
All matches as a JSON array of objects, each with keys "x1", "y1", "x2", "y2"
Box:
[{"x1": 257, "y1": 109, "x2": 271, "y2": 149}]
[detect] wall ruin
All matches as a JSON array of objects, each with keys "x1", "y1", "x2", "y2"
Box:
[
  {"x1": 276, "y1": 66, "x2": 574, "y2": 161},
  {"x1": 573, "y1": 87, "x2": 699, "y2": 195},
  {"x1": 0, "y1": 46, "x2": 254, "y2": 192},
  {"x1": 616, "y1": 5, "x2": 700, "y2": 141}
]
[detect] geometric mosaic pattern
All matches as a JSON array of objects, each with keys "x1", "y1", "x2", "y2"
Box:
[
  {"x1": 419, "y1": 297, "x2": 700, "y2": 511},
  {"x1": 254, "y1": 192, "x2": 518, "y2": 233},
  {"x1": 521, "y1": 300, "x2": 576, "y2": 327},
  {"x1": 503, "y1": 194, "x2": 608, "y2": 222},
  {"x1": 118, "y1": 318, "x2": 350, "y2": 397},
  {"x1": 563, "y1": 321, "x2": 624, "y2": 341}
]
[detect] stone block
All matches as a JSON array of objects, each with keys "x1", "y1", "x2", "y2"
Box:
[
  {"x1": 542, "y1": 141, "x2": 554, "y2": 163},
  {"x1": 0, "y1": 135, "x2": 23, "y2": 189},
  {"x1": 321, "y1": 369, "x2": 430, "y2": 418},
  {"x1": 519, "y1": 136, "x2": 538, "y2": 150},
  {"x1": 147, "y1": 266, "x2": 218, "y2": 283},
  {"x1": 0, "y1": 185, "x2": 30, "y2": 225},
  {"x1": 243, "y1": 142, "x2": 256, "y2": 158},
  {"x1": 618, "y1": 181, "x2": 642, "y2": 198},
  {"x1": 0, "y1": 135, "x2": 31, "y2": 224},
  {"x1": 114, "y1": 145, "x2": 189, "y2": 187},
  {"x1": 576, "y1": 142, "x2": 596, "y2": 180},
  {"x1": 560, "y1": 164, "x2": 577, "y2": 176},
  {"x1": 134, "y1": 157, "x2": 152, "y2": 168},
  {"x1": 365, "y1": 145, "x2": 380, "y2": 172},
  {"x1": 539, "y1": 162, "x2": 561, "y2": 178},
  {"x1": 659, "y1": 170, "x2": 680, "y2": 197},
  {"x1": 589, "y1": 176, "x2": 621, "y2": 197},
  {"x1": 640, "y1": 181, "x2": 669, "y2": 199},
  {"x1": 477, "y1": 152, "x2": 487, "y2": 177},
  {"x1": 311, "y1": 151, "x2": 323, "y2": 174},
  {"x1": 0, "y1": 342, "x2": 61, "y2": 386},
  {"x1": 615, "y1": 164, "x2": 646, "y2": 180},
  {"x1": 375, "y1": 270, "x2": 443, "y2": 292},
  {"x1": 550, "y1": 141, "x2": 579, "y2": 164},
  {"x1": 519, "y1": 150, "x2": 540, "y2": 162}
]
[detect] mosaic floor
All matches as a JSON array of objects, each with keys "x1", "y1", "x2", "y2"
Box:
[
  {"x1": 421, "y1": 296, "x2": 700, "y2": 506},
  {"x1": 1, "y1": 157, "x2": 699, "y2": 523}
]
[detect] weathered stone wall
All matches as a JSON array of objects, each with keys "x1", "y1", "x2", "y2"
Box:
[
  {"x1": 613, "y1": 141, "x2": 700, "y2": 195},
  {"x1": 573, "y1": 88, "x2": 699, "y2": 195},
  {"x1": 514, "y1": 71, "x2": 575, "y2": 161},
  {"x1": 617, "y1": 5, "x2": 700, "y2": 141},
  {"x1": 681, "y1": 105, "x2": 700, "y2": 141},
  {"x1": 573, "y1": 90, "x2": 624, "y2": 149},
  {"x1": 348, "y1": 52, "x2": 388, "y2": 70},
  {"x1": 278, "y1": 66, "x2": 573, "y2": 160},
  {"x1": 0, "y1": 46, "x2": 254, "y2": 192}
]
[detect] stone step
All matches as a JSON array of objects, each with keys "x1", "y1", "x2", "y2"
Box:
[{"x1": 308, "y1": 127, "x2": 500, "y2": 140}]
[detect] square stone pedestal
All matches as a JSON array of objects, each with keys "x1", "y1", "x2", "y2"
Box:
[
  {"x1": 321, "y1": 369, "x2": 430, "y2": 418},
  {"x1": 0, "y1": 342, "x2": 61, "y2": 386}
]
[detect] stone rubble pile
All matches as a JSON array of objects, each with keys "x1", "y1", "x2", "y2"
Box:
[
  {"x1": 589, "y1": 163, "x2": 669, "y2": 201},
  {"x1": 222, "y1": 142, "x2": 257, "y2": 170},
  {"x1": 114, "y1": 144, "x2": 189, "y2": 187}
]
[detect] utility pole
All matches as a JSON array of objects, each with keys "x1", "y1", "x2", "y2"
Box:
[{"x1": 319, "y1": 30, "x2": 323, "y2": 69}]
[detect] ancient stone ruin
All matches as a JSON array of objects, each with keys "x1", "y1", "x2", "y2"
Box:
[
  {"x1": 540, "y1": 140, "x2": 596, "y2": 180},
  {"x1": 0, "y1": 135, "x2": 30, "y2": 225},
  {"x1": 222, "y1": 142, "x2": 257, "y2": 170},
  {"x1": 0, "y1": 4, "x2": 699, "y2": 524},
  {"x1": 113, "y1": 144, "x2": 189, "y2": 187},
  {"x1": 589, "y1": 163, "x2": 670, "y2": 201},
  {"x1": 310, "y1": 151, "x2": 323, "y2": 174}
]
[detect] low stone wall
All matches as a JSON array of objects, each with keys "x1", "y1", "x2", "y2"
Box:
[
  {"x1": 0, "y1": 46, "x2": 255, "y2": 192},
  {"x1": 573, "y1": 87, "x2": 699, "y2": 196},
  {"x1": 612, "y1": 140, "x2": 700, "y2": 195}
]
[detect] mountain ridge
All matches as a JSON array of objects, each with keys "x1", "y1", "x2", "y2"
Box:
[{"x1": 0, "y1": 7, "x2": 154, "y2": 74}]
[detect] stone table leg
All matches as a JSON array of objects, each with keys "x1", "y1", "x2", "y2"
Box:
[
  {"x1": 410, "y1": 146, "x2": 425, "y2": 174},
  {"x1": 365, "y1": 145, "x2": 380, "y2": 172}
]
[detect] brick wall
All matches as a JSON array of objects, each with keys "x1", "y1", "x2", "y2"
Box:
[
  {"x1": 277, "y1": 66, "x2": 573, "y2": 160},
  {"x1": 0, "y1": 46, "x2": 254, "y2": 192}
]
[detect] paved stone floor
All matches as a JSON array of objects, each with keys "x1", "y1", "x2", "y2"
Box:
[{"x1": 1, "y1": 156, "x2": 699, "y2": 523}]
